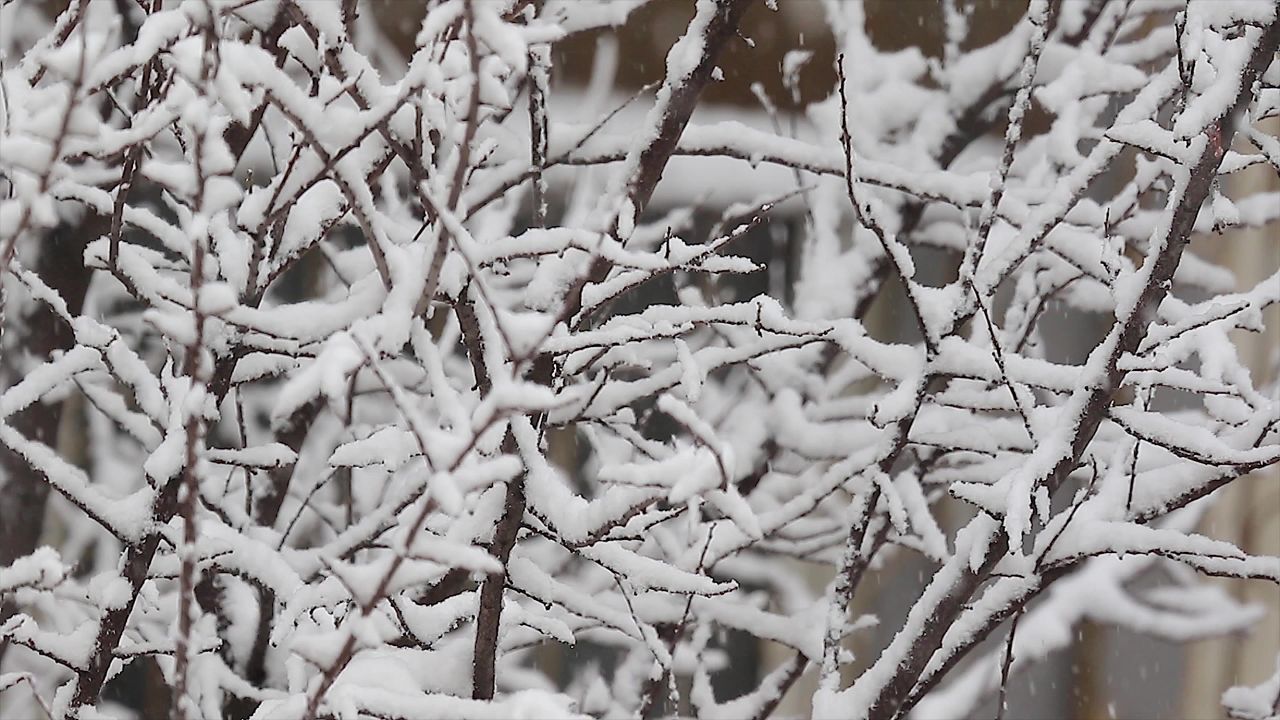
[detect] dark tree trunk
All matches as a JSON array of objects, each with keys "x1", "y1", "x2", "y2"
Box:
[{"x1": 0, "y1": 214, "x2": 100, "y2": 660}]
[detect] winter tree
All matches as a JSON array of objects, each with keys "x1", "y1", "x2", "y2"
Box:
[{"x1": 1, "y1": 0, "x2": 1278, "y2": 718}]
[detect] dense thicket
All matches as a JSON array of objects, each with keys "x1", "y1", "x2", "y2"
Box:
[{"x1": 1, "y1": 1, "x2": 1278, "y2": 718}]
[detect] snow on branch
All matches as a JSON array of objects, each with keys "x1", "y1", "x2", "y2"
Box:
[{"x1": 0, "y1": 1, "x2": 1277, "y2": 718}]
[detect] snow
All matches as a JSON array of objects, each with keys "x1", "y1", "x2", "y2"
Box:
[
  {"x1": 0, "y1": 547, "x2": 66, "y2": 593},
  {"x1": 0, "y1": 346, "x2": 99, "y2": 418},
  {"x1": 0, "y1": 421, "x2": 153, "y2": 543},
  {"x1": 206, "y1": 443, "x2": 298, "y2": 469},
  {"x1": 1222, "y1": 656, "x2": 1280, "y2": 720},
  {"x1": 304, "y1": 685, "x2": 587, "y2": 720},
  {"x1": 87, "y1": 572, "x2": 134, "y2": 611},
  {"x1": 914, "y1": 511, "x2": 1241, "y2": 719},
  {"x1": 1172, "y1": 29, "x2": 1256, "y2": 140},
  {"x1": 2, "y1": 2, "x2": 1277, "y2": 718}
]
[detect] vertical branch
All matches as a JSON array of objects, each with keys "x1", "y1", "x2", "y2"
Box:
[
  {"x1": 637, "y1": 525, "x2": 718, "y2": 717},
  {"x1": 962, "y1": 0, "x2": 1054, "y2": 280},
  {"x1": 471, "y1": 455, "x2": 527, "y2": 700},
  {"x1": 417, "y1": 0, "x2": 483, "y2": 315},
  {"x1": 528, "y1": 41, "x2": 550, "y2": 230},
  {"x1": 820, "y1": 490, "x2": 876, "y2": 691},
  {"x1": 173, "y1": 10, "x2": 220, "y2": 716},
  {"x1": 172, "y1": 227, "x2": 208, "y2": 720},
  {"x1": 836, "y1": 53, "x2": 937, "y2": 356},
  {"x1": 994, "y1": 610, "x2": 1021, "y2": 720},
  {"x1": 966, "y1": 277, "x2": 1035, "y2": 441}
]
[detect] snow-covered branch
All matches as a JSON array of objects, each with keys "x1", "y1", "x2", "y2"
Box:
[{"x1": 1, "y1": 1, "x2": 1277, "y2": 718}]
